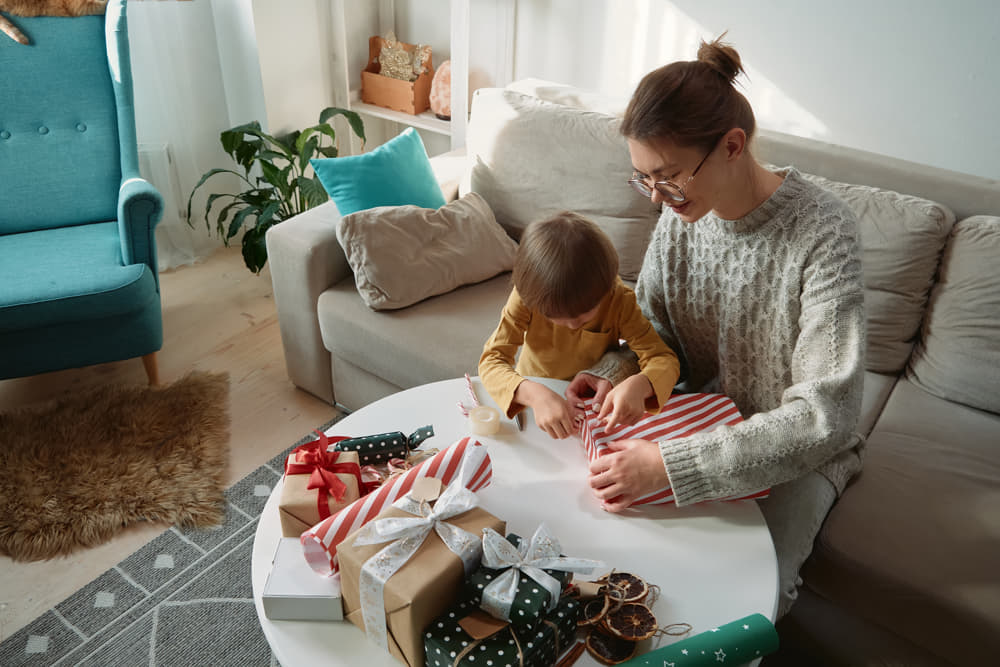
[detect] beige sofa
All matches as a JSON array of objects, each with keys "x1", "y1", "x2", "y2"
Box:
[{"x1": 267, "y1": 83, "x2": 1000, "y2": 665}]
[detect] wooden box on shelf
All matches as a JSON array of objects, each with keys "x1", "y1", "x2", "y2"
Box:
[{"x1": 361, "y1": 36, "x2": 434, "y2": 115}]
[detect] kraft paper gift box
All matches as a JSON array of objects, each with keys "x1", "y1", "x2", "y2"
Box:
[
  {"x1": 338, "y1": 479, "x2": 505, "y2": 667},
  {"x1": 262, "y1": 537, "x2": 344, "y2": 621},
  {"x1": 423, "y1": 595, "x2": 580, "y2": 667},
  {"x1": 279, "y1": 439, "x2": 362, "y2": 537}
]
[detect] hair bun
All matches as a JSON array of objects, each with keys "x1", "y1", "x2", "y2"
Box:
[{"x1": 697, "y1": 33, "x2": 745, "y2": 84}]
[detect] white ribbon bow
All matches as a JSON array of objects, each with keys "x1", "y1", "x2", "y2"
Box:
[
  {"x1": 353, "y1": 477, "x2": 483, "y2": 650},
  {"x1": 479, "y1": 523, "x2": 604, "y2": 623}
]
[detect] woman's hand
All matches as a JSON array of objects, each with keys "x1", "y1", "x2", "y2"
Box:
[
  {"x1": 587, "y1": 438, "x2": 667, "y2": 512},
  {"x1": 596, "y1": 374, "x2": 652, "y2": 429},
  {"x1": 565, "y1": 372, "x2": 613, "y2": 422},
  {"x1": 515, "y1": 380, "x2": 577, "y2": 439}
]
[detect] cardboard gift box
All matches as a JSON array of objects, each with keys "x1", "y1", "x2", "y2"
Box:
[
  {"x1": 338, "y1": 479, "x2": 505, "y2": 667},
  {"x1": 279, "y1": 443, "x2": 362, "y2": 537},
  {"x1": 262, "y1": 538, "x2": 344, "y2": 621},
  {"x1": 361, "y1": 35, "x2": 434, "y2": 115},
  {"x1": 424, "y1": 595, "x2": 580, "y2": 667}
]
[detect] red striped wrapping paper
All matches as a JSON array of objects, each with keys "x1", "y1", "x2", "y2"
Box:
[
  {"x1": 300, "y1": 436, "x2": 492, "y2": 576},
  {"x1": 581, "y1": 392, "x2": 770, "y2": 506}
]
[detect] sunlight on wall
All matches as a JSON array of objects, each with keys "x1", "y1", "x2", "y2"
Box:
[{"x1": 595, "y1": 0, "x2": 827, "y2": 139}]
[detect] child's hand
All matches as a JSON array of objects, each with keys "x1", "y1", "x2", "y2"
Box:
[
  {"x1": 515, "y1": 380, "x2": 577, "y2": 439},
  {"x1": 596, "y1": 374, "x2": 653, "y2": 429}
]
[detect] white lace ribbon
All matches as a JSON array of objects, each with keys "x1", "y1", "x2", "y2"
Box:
[
  {"x1": 353, "y1": 478, "x2": 483, "y2": 650},
  {"x1": 479, "y1": 523, "x2": 605, "y2": 622}
]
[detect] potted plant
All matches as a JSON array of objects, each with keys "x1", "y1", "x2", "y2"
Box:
[{"x1": 187, "y1": 107, "x2": 366, "y2": 273}]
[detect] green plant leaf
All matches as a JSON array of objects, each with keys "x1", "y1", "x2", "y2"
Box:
[
  {"x1": 228, "y1": 205, "x2": 258, "y2": 240},
  {"x1": 297, "y1": 136, "x2": 319, "y2": 172},
  {"x1": 298, "y1": 175, "x2": 329, "y2": 209},
  {"x1": 186, "y1": 168, "x2": 244, "y2": 223},
  {"x1": 319, "y1": 107, "x2": 367, "y2": 145},
  {"x1": 241, "y1": 225, "x2": 268, "y2": 274},
  {"x1": 317, "y1": 145, "x2": 338, "y2": 158}
]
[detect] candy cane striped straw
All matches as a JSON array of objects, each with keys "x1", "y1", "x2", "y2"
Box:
[
  {"x1": 300, "y1": 436, "x2": 492, "y2": 575},
  {"x1": 457, "y1": 372, "x2": 480, "y2": 417}
]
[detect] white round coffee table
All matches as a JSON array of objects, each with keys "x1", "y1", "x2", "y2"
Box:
[{"x1": 252, "y1": 378, "x2": 778, "y2": 666}]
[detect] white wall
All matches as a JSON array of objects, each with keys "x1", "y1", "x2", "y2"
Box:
[{"x1": 509, "y1": 0, "x2": 1000, "y2": 181}]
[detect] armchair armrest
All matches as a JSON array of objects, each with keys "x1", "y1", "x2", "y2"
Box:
[
  {"x1": 117, "y1": 175, "x2": 164, "y2": 274},
  {"x1": 266, "y1": 200, "x2": 352, "y2": 404}
]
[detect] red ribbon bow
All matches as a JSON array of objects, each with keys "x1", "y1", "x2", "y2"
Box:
[{"x1": 286, "y1": 430, "x2": 364, "y2": 521}]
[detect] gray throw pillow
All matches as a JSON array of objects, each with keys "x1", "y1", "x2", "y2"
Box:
[{"x1": 337, "y1": 192, "x2": 517, "y2": 311}]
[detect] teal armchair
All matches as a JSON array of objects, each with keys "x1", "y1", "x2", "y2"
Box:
[{"x1": 0, "y1": 0, "x2": 164, "y2": 383}]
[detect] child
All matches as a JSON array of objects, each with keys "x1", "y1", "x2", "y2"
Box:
[{"x1": 479, "y1": 211, "x2": 680, "y2": 439}]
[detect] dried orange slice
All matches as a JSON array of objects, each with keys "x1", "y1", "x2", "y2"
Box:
[
  {"x1": 601, "y1": 602, "x2": 659, "y2": 642},
  {"x1": 585, "y1": 628, "x2": 637, "y2": 665},
  {"x1": 601, "y1": 572, "x2": 649, "y2": 604},
  {"x1": 577, "y1": 595, "x2": 609, "y2": 627}
]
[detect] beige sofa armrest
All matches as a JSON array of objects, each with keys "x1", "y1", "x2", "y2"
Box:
[{"x1": 266, "y1": 200, "x2": 349, "y2": 404}]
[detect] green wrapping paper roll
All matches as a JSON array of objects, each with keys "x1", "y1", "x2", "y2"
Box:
[
  {"x1": 333, "y1": 425, "x2": 434, "y2": 464},
  {"x1": 620, "y1": 613, "x2": 778, "y2": 666}
]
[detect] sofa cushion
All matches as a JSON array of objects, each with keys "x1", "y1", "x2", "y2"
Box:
[
  {"x1": 803, "y1": 378, "x2": 1000, "y2": 665},
  {"x1": 317, "y1": 273, "x2": 512, "y2": 392},
  {"x1": 796, "y1": 172, "x2": 955, "y2": 374},
  {"x1": 311, "y1": 127, "x2": 446, "y2": 216},
  {"x1": 0, "y1": 222, "x2": 156, "y2": 331},
  {"x1": 906, "y1": 215, "x2": 1000, "y2": 414},
  {"x1": 336, "y1": 192, "x2": 517, "y2": 311},
  {"x1": 463, "y1": 88, "x2": 660, "y2": 281}
]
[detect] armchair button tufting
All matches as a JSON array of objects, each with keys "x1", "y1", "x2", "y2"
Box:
[
  {"x1": 76, "y1": 123, "x2": 87, "y2": 132},
  {"x1": 0, "y1": 130, "x2": 10, "y2": 140},
  {"x1": 38, "y1": 126, "x2": 49, "y2": 135}
]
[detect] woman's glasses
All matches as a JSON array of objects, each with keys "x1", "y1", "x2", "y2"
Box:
[{"x1": 627, "y1": 147, "x2": 713, "y2": 202}]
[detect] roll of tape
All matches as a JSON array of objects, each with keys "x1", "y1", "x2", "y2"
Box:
[{"x1": 468, "y1": 405, "x2": 501, "y2": 435}]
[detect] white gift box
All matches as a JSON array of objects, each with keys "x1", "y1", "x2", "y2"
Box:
[{"x1": 263, "y1": 538, "x2": 344, "y2": 621}]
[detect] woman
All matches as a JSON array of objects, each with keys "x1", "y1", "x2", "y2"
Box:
[{"x1": 568, "y1": 35, "x2": 866, "y2": 618}]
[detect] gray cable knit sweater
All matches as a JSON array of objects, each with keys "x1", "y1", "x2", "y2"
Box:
[{"x1": 593, "y1": 168, "x2": 866, "y2": 505}]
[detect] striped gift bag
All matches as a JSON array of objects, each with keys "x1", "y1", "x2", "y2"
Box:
[
  {"x1": 581, "y1": 393, "x2": 770, "y2": 505},
  {"x1": 300, "y1": 436, "x2": 492, "y2": 575}
]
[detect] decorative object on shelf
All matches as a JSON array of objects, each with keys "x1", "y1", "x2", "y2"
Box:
[
  {"x1": 429, "y1": 59, "x2": 452, "y2": 120},
  {"x1": 362, "y1": 34, "x2": 434, "y2": 115},
  {"x1": 185, "y1": 107, "x2": 366, "y2": 273}
]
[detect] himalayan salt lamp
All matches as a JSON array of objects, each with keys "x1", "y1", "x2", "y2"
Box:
[{"x1": 430, "y1": 59, "x2": 452, "y2": 120}]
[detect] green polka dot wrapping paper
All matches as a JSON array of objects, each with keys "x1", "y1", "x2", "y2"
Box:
[
  {"x1": 462, "y1": 532, "x2": 573, "y2": 629},
  {"x1": 334, "y1": 425, "x2": 435, "y2": 464},
  {"x1": 424, "y1": 595, "x2": 580, "y2": 667},
  {"x1": 617, "y1": 613, "x2": 778, "y2": 665}
]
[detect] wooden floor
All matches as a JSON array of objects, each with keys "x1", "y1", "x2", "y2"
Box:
[{"x1": 0, "y1": 246, "x2": 340, "y2": 639}]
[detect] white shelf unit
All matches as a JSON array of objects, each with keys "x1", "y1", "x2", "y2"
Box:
[{"x1": 331, "y1": 0, "x2": 512, "y2": 152}]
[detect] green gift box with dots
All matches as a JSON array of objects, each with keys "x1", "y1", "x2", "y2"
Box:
[
  {"x1": 462, "y1": 533, "x2": 573, "y2": 629},
  {"x1": 424, "y1": 595, "x2": 580, "y2": 667}
]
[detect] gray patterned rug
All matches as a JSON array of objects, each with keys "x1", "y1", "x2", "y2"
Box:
[{"x1": 0, "y1": 416, "x2": 343, "y2": 667}]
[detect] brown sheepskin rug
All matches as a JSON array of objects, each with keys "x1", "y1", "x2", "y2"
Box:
[{"x1": 0, "y1": 371, "x2": 231, "y2": 561}]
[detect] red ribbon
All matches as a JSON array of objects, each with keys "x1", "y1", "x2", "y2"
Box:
[{"x1": 286, "y1": 430, "x2": 364, "y2": 521}]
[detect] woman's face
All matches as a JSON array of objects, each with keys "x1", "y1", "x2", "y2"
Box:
[{"x1": 627, "y1": 138, "x2": 717, "y2": 223}]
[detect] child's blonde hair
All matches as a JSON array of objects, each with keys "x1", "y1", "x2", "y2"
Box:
[{"x1": 513, "y1": 211, "x2": 618, "y2": 318}]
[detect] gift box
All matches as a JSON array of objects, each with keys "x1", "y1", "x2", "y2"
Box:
[
  {"x1": 338, "y1": 477, "x2": 506, "y2": 667},
  {"x1": 279, "y1": 432, "x2": 363, "y2": 537},
  {"x1": 361, "y1": 35, "x2": 434, "y2": 115},
  {"x1": 302, "y1": 437, "x2": 494, "y2": 576},
  {"x1": 262, "y1": 538, "x2": 344, "y2": 621},
  {"x1": 463, "y1": 525, "x2": 603, "y2": 629},
  {"x1": 424, "y1": 594, "x2": 580, "y2": 667},
  {"x1": 580, "y1": 393, "x2": 770, "y2": 505}
]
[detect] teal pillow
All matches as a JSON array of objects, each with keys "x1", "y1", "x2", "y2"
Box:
[{"x1": 311, "y1": 127, "x2": 446, "y2": 216}]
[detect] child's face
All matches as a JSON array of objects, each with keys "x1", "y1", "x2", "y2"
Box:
[{"x1": 550, "y1": 303, "x2": 602, "y2": 330}]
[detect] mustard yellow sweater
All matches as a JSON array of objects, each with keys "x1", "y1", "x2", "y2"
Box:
[{"x1": 479, "y1": 278, "x2": 680, "y2": 417}]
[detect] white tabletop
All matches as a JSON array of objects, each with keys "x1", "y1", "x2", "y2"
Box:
[{"x1": 252, "y1": 378, "x2": 778, "y2": 666}]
